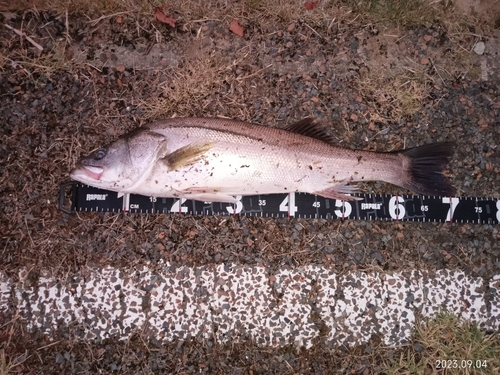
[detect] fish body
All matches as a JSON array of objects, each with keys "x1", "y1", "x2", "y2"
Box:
[{"x1": 70, "y1": 118, "x2": 455, "y2": 202}]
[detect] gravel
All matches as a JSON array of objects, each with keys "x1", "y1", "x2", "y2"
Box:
[{"x1": 0, "y1": 6, "x2": 499, "y2": 374}]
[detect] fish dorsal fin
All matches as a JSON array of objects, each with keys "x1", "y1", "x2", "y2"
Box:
[{"x1": 283, "y1": 118, "x2": 336, "y2": 144}]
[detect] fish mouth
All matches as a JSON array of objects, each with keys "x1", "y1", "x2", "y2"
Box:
[{"x1": 71, "y1": 164, "x2": 104, "y2": 180}]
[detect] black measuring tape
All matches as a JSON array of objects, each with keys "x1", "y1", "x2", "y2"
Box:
[{"x1": 59, "y1": 182, "x2": 499, "y2": 224}]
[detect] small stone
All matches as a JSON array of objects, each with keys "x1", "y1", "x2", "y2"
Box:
[
  {"x1": 115, "y1": 65, "x2": 125, "y2": 72},
  {"x1": 473, "y1": 41, "x2": 485, "y2": 55},
  {"x1": 420, "y1": 57, "x2": 429, "y2": 65},
  {"x1": 414, "y1": 343, "x2": 424, "y2": 352},
  {"x1": 311, "y1": 97, "x2": 319, "y2": 102},
  {"x1": 287, "y1": 23, "x2": 295, "y2": 32},
  {"x1": 55, "y1": 353, "x2": 64, "y2": 363},
  {"x1": 350, "y1": 113, "x2": 358, "y2": 122},
  {"x1": 423, "y1": 34, "x2": 432, "y2": 42}
]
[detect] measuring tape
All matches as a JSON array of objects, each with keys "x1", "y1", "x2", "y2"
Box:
[{"x1": 59, "y1": 182, "x2": 499, "y2": 224}]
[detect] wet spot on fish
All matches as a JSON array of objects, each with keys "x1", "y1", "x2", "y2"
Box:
[
  {"x1": 155, "y1": 180, "x2": 158, "y2": 184},
  {"x1": 354, "y1": 171, "x2": 358, "y2": 175},
  {"x1": 240, "y1": 165, "x2": 250, "y2": 168},
  {"x1": 308, "y1": 165, "x2": 313, "y2": 170},
  {"x1": 357, "y1": 155, "x2": 363, "y2": 163},
  {"x1": 210, "y1": 173, "x2": 213, "y2": 177}
]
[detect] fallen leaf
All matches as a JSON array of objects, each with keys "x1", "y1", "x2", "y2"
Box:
[
  {"x1": 116, "y1": 16, "x2": 123, "y2": 24},
  {"x1": 155, "y1": 7, "x2": 176, "y2": 27},
  {"x1": 229, "y1": 19, "x2": 244, "y2": 37},
  {"x1": 305, "y1": 1, "x2": 319, "y2": 9}
]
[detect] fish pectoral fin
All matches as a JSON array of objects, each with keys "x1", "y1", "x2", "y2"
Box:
[
  {"x1": 161, "y1": 142, "x2": 214, "y2": 171},
  {"x1": 314, "y1": 182, "x2": 362, "y2": 201},
  {"x1": 182, "y1": 193, "x2": 238, "y2": 203}
]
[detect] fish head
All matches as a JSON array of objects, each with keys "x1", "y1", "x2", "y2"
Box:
[{"x1": 70, "y1": 130, "x2": 167, "y2": 191}]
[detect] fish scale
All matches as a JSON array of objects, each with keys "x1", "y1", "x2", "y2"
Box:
[{"x1": 70, "y1": 117, "x2": 455, "y2": 202}]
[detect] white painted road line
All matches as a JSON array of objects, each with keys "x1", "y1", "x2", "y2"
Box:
[{"x1": 0, "y1": 265, "x2": 499, "y2": 348}]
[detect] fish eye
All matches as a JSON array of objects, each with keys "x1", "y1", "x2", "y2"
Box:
[{"x1": 93, "y1": 148, "x2": 107, "y2": 160}]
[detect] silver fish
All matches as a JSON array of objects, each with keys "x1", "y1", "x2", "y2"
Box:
[{"x1": 70, "y1": 117, "x2": 455, "y2": 202}]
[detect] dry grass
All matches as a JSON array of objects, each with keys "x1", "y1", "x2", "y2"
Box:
[
  {"x1": 383, "y1": 312, "x2": 500, "y2": 375},
  {"x1": 359, "y1": 70, "x2": 430, "y2": 123},
  {"x1": 346, "y1": 0, "x2": 444, "y2": 27},
  {"x1": 0, "y1": 0, "x2": 161, "y2": 15},
  {"x1": 11, "y1": 43, "x2": 76, "y2": 79},
  {"x1": 0, "y1": 315, "x2": 29, "y2": 375},
  {"x1": 140, "y1": 52, "x2": 230, "y2": 119},
  {"x1": 344, "y1": 0, "x2": 490, "y2": 121},
  {"x1": 1, "y1": 0, "x2": 490, "y2": 119}
]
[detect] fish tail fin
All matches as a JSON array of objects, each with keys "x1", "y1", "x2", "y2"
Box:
[{"x1": 400, "y1": 142, "x2": 456, "y2": 196}]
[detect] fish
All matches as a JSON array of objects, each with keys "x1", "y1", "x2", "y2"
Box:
[{"x1": 70, "y1": 117, "x2": 455, "y2": 202}]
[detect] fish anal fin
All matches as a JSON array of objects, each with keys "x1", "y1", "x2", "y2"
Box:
[
  {"x1": 314, "y1": 183, "x2": 362, "y2": 201},
  {"x1": 283, "y1": 118, "x2": 336, "y2": 144},
  {"x1": 162, "y1": 142, "x2": 214, "y2": 170}
]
